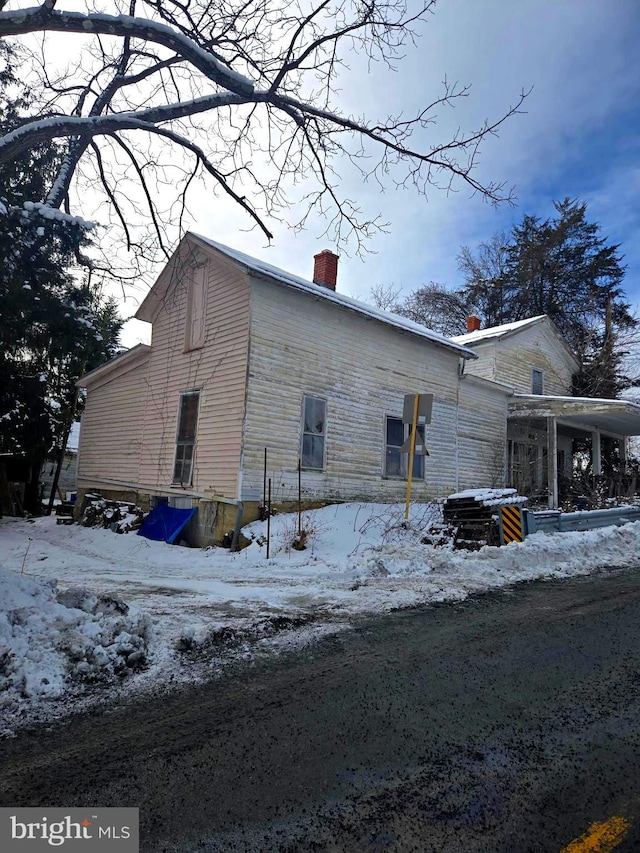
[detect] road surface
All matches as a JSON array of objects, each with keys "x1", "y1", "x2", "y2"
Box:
[{"x1": 3, "y1": 567, "x2": 640, "y2": 852}]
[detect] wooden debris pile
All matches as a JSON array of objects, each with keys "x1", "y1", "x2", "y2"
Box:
[
  {"x1": 81, "y1": 495, "x2": 147, "y2": 533},
  {"x1": 442, "y1": 488, "x2": 527, "y2": 550}
]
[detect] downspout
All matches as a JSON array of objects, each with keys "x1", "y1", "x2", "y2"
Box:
[
  {"x1": 230, "y1": 272, "x2": 252, "y2": 553},
  {"x1": 455, "y1": 358, "x2": 463, "y2": 491}
]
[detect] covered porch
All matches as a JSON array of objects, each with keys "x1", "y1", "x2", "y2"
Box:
[{"x1": 507, "y1": 394, "x2": 640, "y2": 508}]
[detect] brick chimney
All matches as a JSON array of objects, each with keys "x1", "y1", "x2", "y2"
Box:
[
  {"x1": 313, "y1": 249, "x2": 339, "y2": 291},
  {"x1": 466, "y1": 315, "x2": 482, "y2": 333}
]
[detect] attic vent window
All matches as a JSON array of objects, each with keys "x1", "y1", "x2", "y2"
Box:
[
  {"x1": 185, "y1": 264, "x2": 207, "y2": 351},
  {"x1": 531, "y1": 368, "x2": 544, "y2": 395}
]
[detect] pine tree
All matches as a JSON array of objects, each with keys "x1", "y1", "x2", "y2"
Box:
[
  {"x1": 459, "y1": 200, "x2": 635, "y2": 397},
  {"x1": 0, "y1": 54, "x2": 122, "y2": 512}
]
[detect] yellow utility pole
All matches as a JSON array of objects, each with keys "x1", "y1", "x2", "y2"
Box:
[{"x1": 404, "y1": 393, "x2": 419, "y2": 520}]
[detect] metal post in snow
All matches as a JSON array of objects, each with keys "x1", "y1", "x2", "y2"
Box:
[
  {"x1": 404, "y1": 393, "x2": 420, "y2": 520},
  {"x1": 266, "y1": 477, "x2": 272, "y2": 559},
  {"x1": 262, "y1": 447, "x2": 267, "y2": 512}
]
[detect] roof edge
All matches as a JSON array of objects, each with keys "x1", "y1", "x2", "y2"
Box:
[
  {"x1": 189, "y1": 233, "x2": 478, "y2": 360},
  {"x1": 512, "y1": 393, "x2": 640, "y2": 408},
  {"x1": 454, "y1": 315, "x2": 581, "y2": 370},
  {"x1": 460, "y1": 373, "x2": 515, "y2": 394},
  {"x1": 76, "y1": 344, "x2": 151, "y2": 388}
]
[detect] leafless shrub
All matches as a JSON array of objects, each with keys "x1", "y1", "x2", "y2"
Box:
[
  {"x1": 350, "y1": 501, "x2": 442, "y2": 555},
  {"x1": 274, "y1": 510, "x2": 331, "y2": 556}
]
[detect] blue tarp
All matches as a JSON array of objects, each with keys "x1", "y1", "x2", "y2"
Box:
[{"x1": 137, "y1": 503, "x2": 197, "y2": 544}]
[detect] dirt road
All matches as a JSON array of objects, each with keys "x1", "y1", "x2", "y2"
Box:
[{"x1": 3, "y1": 567, "x2": 640, "y2": 852}]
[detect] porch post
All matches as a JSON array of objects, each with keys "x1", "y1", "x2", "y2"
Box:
[
  {"x1": 620, "y1": 436, "x2": 628, "y2": 470},
  {"x1": 592, "y1": 428, "x2": 602, "y2": 476},
  {"x1": 547, "y1": 415, "x2": 558, "y2": 509}
]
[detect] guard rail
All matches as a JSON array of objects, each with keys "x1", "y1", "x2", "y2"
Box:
[{"x1": 525, "y1": 506, "x2": 640, "y2": 535}]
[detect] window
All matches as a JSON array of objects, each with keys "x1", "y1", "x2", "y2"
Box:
[
  {"x1": 385, "y1": 416, "x2": 425, "y2": 479},
  {"x1": 301, "y1": 396, "x2": 326, "y2": 470},
  {"x1": 185, "y1": 265, "x2": 207, "y2": 350},
  {"x1": 531, "y1": 368, "x2": 544, "y2": 395},
  {"x1": 173, "y1": 391, "x2": 200, "y2": 485}
]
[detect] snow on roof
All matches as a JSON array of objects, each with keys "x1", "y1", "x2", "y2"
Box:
[
  {"x1": 512, "y1": 393, "x2": 640, "y2": 408},
  {"x1": 190, "y1": 234, "x2": 477, "y2": 359},
  {"x1": 509, "y1": 394, "x2": 640, "y2": 436},
  {"x1": 451, "y1": 316, "x2": 547, "y2": 345}
]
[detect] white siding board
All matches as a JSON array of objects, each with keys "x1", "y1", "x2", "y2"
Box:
[
  {"x1": 463, "y1": 320, "x2": 576, "y2": 396},
  {"x1": 77, "y1": 360, "x2": 149, "y2": 485},
  {"x1": 241, "y1": 279, "x2": 461, "y2": 502},
  {"x1": 461, "y1": 342, "x2": 496, "y2": 383},
  {"x1": 137, "y1": 243, "x2": 250, "y2": 497},
  {"x1": 457, "y1": 379, "x2": 509, "y2": 490}
]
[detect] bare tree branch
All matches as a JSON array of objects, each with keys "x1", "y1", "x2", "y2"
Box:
[{"x1": 0, "y1": 0, "x2": 527, "y2": 282}]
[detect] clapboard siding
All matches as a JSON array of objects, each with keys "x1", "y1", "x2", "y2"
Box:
[
  {"x1": 460, "y1": 343, "x2": 496, "y2": 382},
  {"x1": 457, "y1": 378, "x2": 508, "y2": 490},
  {"x1": 464, "y1": 321, "x2": 577, "y2": 395},
  {"x1": 137, "y1": 245, "x2": 250, "y2": 497},
  {"x1": 241, "y1": 278, "x2": 462, "y2": 502},
  {"x1": 494, "y1": 323, "x2": 575, "y2": 394},
  {"x1": 77, "y1": 358, "x2": 149, "y2": 485}
]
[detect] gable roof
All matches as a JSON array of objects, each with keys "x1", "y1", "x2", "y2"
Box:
[
  {"x1": 136, "y1": 233, "x2": 477, "y2": 360},
  {"x1": 452, "y1": 315, "x2": 580, "y2": 369},
  {"x1": 452, "y1": 315, "x2": 547, "y2": 345}
]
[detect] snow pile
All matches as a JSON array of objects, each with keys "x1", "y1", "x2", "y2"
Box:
[
  {"x1": 351, "y1": 522, "x2": 640, "y2": 586},
  {"x1": 2, "y1": 503, "x2": 640, "y2": 730},
  {"x1": 0, "y1": 565, "x2": 151, "y2": 723},
  {"x1": 243, "y1": 501, "x2": 443, "y2": 558}
]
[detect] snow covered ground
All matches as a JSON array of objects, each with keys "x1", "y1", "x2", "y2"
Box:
[{"x1": 2, "y1": 501, "x2": 640, "y2": 734}]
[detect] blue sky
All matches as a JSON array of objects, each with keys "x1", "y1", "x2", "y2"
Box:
[{"x1": 124, "y1": 0, "x2": 640, "y2": 343}]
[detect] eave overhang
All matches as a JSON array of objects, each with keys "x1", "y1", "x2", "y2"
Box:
[{"x1": 508, "y1": 394, "x2": 640, "y2": 436}]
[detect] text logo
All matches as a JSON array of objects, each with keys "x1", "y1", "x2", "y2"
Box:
[{"x1": 1, "y1": 809, "x2": 138, "y2": 851}]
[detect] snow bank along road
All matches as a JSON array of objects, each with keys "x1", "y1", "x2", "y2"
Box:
[
  {"x1": 4, "y1": 505, "x2": 640, "y2": 731},
  {"x1": 2, "y1": 567, "x2": 640, "y2": 852}
]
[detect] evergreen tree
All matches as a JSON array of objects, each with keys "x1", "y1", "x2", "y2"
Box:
[
  {"x1": 458, "y1": 200, "x2": 635, "y2": 397},
  {"x1": 0, "y1": 54, "x2": 122, "y2": 513}
]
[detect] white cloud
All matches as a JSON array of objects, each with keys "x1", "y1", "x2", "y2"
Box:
[{"x1": 90, "y1": 0, "x2": 639, "y2": 345}]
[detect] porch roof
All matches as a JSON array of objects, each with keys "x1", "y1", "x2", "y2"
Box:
[{"x1": 508, "y1": 394, "x2": 640, "y2": 436}]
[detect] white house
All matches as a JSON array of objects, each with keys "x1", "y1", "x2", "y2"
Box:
[
  {"x1": 76, "y1": 235, "x2": 640, "y2": 543},
  {"x1": 76, "y1": 235, "x2": 510, "y2": 544},
  {"x1": 453, "y1": 315, "x2": 640, "y2": 505}
]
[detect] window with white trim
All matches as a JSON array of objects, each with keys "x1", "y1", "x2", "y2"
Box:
[
  {"x1": 531, "y1": 368, "x2": 544, "y2": 395},
  {"x1": 385, "y1": 416, "x2": 425, "y2": 479},
  {"x1": 173, "y1": 391, "x2": 200, "y2": 485},
  {"x1": 301, "y1": 395, "x2": 326, "y2": 470},
  {"x1": 185, "y1": 264, "x2": 207, "y2": 351}
]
